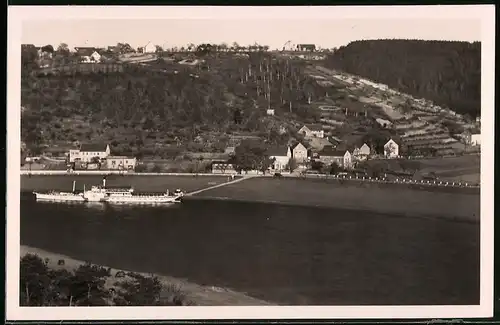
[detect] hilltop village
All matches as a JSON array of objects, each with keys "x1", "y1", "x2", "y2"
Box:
[{"x1": 20, "y1": 40, "x2": 481, "y2": 184}]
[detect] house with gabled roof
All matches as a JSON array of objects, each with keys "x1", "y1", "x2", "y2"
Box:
[
  {"x1": 138, "y1": 42, "x2": 156, "y2": 54},
  {"x1": 296, "y1": 44, "x2": 316, "y2": 52},
  {"x1": 298, "y1": 124, "x2": 325, "y2": 138},
  {"x1": 75, "y1": 47, "x2": 102, "y2": 63},
  {"x1": 69, "y1": 143, "x2": 111, "y2": 163},
  {"x1": 266, "y1": 145, "x2": 292, "y2": 171},
  {"x1": 384, "y1": 138, "x2": 399, "y2": 159},
  {"x1": 290, "y1": 142, "x2": 308, "y2": 163},
  {"x1": 317, "y1": 147, "x2": 353, "y2": 170},
  {"x1": 352, "y1": 142, "x2": 371, "y2": 161}
]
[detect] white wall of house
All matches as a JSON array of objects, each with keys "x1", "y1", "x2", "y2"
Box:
[
  {"x1": 37, "y1": 50, "x2": 53, "y2": 59},
  {"x1": 81, "y1": 51, "x2": 101, "y2": 63},
  {"x1": 384, "y1": 139, "x2": 399, "y2": 159},
  {"x1": 69, "y1": 150, "x2": 81, "y2": 162},
  {"x1": 270, "y1": 156, "x2": 290, "y2": 171},
  {"x1": 343, "y1": 151, "x2": 353, "y2": 170},
  {"x1": 79, "y1": 151, "x2": 109, "y2": 162},
  {"x1": 292, "y1": 143, "x2": 308, "y2": 163},
  {"x1": 105, "y1": 157, "x2": 137, "y2": 170},
  {"x1": 470, "y1": 134, "x2": 481, "y2": 146},
  {"x1": 353, "y1": 143, "x2": 371, "y2": 161},
  {"x1": 212, "y1": 163, "x2": 236, "y2": 174},
  {"x1": 311, "y1": 130, "x2": 325, "y2": 138},
  {"x1": 298, "y1": 126, "x2": 311, "y2": 137},
  {"x1": 68, "y1": 145, "x2": 111, "y2": 163},
  {"x1": 91, "y1": 52, "x2": 101, "y2": 62},
  {"x1": 359, "y1": 143, "x2": 371, "y2": 156},
  {"x1": 299, "y1": 126, "x2": 324, "y2": 138},
  {"x1": 144, "y1": 43, "x2": 156, "y2": 53}
]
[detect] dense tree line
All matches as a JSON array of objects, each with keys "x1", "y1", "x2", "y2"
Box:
[
  {"x1": 20, "y1": 253, "x2": 190, "y2": 306},
  {"x1": 324, "y1": 39, "x2": 481, "y2": 118}
]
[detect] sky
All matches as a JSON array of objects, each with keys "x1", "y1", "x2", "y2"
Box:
[{"x1": 17, "y1": 7, "x2": 483, "y2": 50}]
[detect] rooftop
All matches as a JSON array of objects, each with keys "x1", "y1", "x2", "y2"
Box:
[
  {"x1": 80, "y1": 143, "x2": 109, "y2": 152},
  {"x1": 266, "y1": 146, "x2": 289, "y2": 157},
  {"x1": 304, "y1": 124, "x2": 323, "y2": 132},
  {"x1": 106, "y1": 156, "x2": 135, "y2": 159},
  {"x1": 318, "y1": 147, "x2": 347, "y2": 157}
]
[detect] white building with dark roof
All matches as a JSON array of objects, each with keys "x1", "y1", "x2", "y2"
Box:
[
  {"x1": 267, "y1": 146, "x2": 292, "y2": 171},
  {"x1": 317, "y1": 147, "x2": 353, "y2": 170},
  {"x1": 69, "y1": 143, "x2": 111, "y2": 162},
  {"x1": 298, "y1": 124, "x2": 325, "y2": 138}
]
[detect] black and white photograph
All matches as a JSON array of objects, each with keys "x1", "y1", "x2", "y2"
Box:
[{"x1": 7, "y1": 5, "x2": 495, "y2": 320}]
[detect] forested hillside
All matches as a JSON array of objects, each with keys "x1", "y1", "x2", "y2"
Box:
[
  {"x1": 21, "y1": 53, "x2": 325, "y2": 157},
  {"x1": 324, "y1": 39, "x2": 481, "y2": 118}
]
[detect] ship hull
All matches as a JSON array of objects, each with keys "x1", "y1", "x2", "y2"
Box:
[
  {"x1": 34, "y1": 192, "x2": 86, "y2": 202},
  {"x1": 105, "y1": 195, "x2": 182, "y2": 204}
]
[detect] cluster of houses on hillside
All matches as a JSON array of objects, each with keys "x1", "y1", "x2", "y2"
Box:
[
  {"x1": 22, "y1": 42, "x2": 158, "y2": 67},
  {"x1": 212, "y1": 137, "x2": 399, "y2": 174},
  {"x1": 212, "y1": 122, "x2": 401, "y2": 174}
]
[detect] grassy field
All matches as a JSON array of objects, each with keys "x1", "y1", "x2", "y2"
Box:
[
  {"x1": 366, "y1": 155, "x2": 480, "y2": 183},
  {"x1": 416, "y1": 155, "x2": 480, "y2": 183},
  {"x1": 439, "y1": 173, "x2": 480, "y2": 184},
  {"x1": 415, "y1": 155, "x2": 480, "y2": 169},
  {"x1": 192, "y1": 177, "x2": 480, "y2": 221},
  {"x1": 20, "y1": 174, "x2": 239, "y2": 193}
]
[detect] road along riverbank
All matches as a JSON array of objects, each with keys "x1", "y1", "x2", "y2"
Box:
[{"x1": 20, "y1": 245, "x2": 272, "y2": 306}]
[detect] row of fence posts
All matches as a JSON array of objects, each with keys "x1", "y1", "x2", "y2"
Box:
[{"x1": 319, "y1": 174, "x2": 477, "y2": 188}]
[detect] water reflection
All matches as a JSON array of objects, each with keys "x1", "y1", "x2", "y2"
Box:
[{"x1": 83, "y1": 202, "x2": 107, "y2": 212}]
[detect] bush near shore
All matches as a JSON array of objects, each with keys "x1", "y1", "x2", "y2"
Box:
[{"x1": 20, "y1": 253, "x2": 192, "y2": 306}]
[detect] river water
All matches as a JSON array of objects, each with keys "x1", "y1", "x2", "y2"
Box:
[{"x1": 20, "y1": 193, "x2": 479, "y2": 305}]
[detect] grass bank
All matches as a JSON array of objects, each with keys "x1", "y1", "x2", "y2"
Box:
[
  {"x1": 21, "y1": 174, "x2": 240, "y2": 193},
  {"x1": 191, "y1": 177, "x2": 480, "y2": 222},
  {"x1": 20, "y1": 245, "x2": 271, "y2": 306}
]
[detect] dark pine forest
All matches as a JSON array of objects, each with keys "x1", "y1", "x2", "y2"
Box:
[{"x1": 324, "y1": 39, "x2": 481, "y2": 118}]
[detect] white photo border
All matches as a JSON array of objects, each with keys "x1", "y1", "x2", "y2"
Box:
[{"x1": 6, "y1": 4, "x2": 495, "y2": 320}]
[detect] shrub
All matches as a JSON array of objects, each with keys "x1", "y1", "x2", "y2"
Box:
[
  {"x1": 151, "y1": 164, "x2": 162, "y2": 173},
  {"x1": 134, "y1": 164, "x2": 148, "y2": 173}
]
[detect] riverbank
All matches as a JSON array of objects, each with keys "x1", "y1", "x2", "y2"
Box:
[
  {"x1": 20, "y1": 245, "x2": 271, "y2": 306},
  {"x1": 191, "y1": 177, "x2": 481, "y2": 222},
  {"x1": 20, "y1": 170, "x2": 236, "y2": 176},
  {"x1": 21, "y1": 174, "x2": 242, "y2": 193}
]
